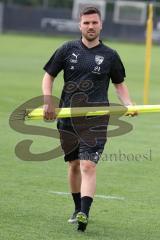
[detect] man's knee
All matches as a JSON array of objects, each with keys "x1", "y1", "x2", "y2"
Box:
[
  {"x1": 68, "y1": 160, "x2": 80, "y2": 173},
  {"x1": 80, "y1": 160, "x2": 96, "y2": 174}
]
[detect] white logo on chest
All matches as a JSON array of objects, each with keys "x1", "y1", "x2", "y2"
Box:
[
  {"x1": 95, "y1": 55, "x2": 104, "y2": 65},
  {"x1": 70, "y1": 53, "x2": 80, "y2": 63}
]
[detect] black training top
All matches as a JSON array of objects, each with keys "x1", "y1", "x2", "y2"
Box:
[{"x1": 44, "y1": 39, "x2": 126, "y2": 108}]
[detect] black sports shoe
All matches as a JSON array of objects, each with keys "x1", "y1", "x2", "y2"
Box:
[
  {"x1": 68, "y1": 210, "x2": 79, "y2": 224},
  {"x1": 77, "y1": 212, "x2": 88, "y2": 232}
]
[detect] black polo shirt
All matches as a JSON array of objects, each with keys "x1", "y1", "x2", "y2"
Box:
[{"x1": 44, "y1": 39, "x2": 126, "y2": 109}]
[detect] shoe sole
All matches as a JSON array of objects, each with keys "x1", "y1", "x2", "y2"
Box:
[
  {"x1": 77, "y1": 213, "x2": 88, "y2": 224},
  {"x1": 68, "y1": 218, "x2": 77, "y2": 224}
]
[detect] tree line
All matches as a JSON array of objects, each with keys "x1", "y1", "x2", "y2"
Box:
[
  {"x1": 0, "y1": 0, "x2": 73, "y2": 8},
  {"x1": 0, "y1": 0, "x2": 160, "y2": 8}
]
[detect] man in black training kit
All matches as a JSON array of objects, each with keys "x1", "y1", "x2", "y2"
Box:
[{"x1": 42, "y1": 7, "x2": 137, "y2": 232}]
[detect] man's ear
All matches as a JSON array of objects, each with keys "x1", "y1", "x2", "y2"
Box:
[{"x1": 100, "y1": 21, "x2": 103, "y2": 30}]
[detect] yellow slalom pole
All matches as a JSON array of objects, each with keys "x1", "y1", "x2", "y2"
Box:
[
  {"x1": 26, "y1": 105, "x2": 160, "y2": 120},
  {"x1": 143, "y1": 3, "x2": 153, "y2": 104}
]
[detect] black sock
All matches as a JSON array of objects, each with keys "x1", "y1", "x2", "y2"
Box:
[
  {"x1": 72, "y1": 192, "x2": 81, "y2": 211},
  {"x1": 81, "y1": 196, "x2": 93, "y2": 217}
]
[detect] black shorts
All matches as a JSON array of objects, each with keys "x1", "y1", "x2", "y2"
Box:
[{"x1": 57, "y1": 116, "x2": 109, "y2": 164}]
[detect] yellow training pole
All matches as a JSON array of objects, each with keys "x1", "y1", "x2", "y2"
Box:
[
  {"x1": 26, "y1": 105, "x2": 160, "y2": 120},
  {"x1": 143, "y1": 3, "x2": 153, "y2": 104}
]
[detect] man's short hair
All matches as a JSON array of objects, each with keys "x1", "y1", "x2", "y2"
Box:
[{"x1": 80, "y1": 6, "x2": 101, "y2": 19}]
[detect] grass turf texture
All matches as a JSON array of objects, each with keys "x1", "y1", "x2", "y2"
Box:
[{"x1": 0, "y1": 34, "x2": 160, "y2": 240}]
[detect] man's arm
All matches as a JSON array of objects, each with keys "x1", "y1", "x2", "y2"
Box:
[
  {"x1": 114, "y1": 82, "x2": 137, "y2": 116},
  {"x1": 42, "y1": 72, "x2": 56, "y2": 120},
  {"x1": 114, "y1": 82, "x2": 133, "y2": 106}
]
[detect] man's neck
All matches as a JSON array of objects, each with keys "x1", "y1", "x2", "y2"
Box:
[{"x1": 82, "y1": 37, "x2": 100, "y2": 49}]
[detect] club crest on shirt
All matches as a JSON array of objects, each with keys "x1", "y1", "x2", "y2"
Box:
[{"x1": 95, "y1": 55, "x2": 104, "y2": 65}]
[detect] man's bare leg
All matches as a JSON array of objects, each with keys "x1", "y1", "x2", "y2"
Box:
[
  {"x1": 68, "y1": 160, "x2": 81, "y2": 223},
  {"x1": 80, "y1": 160, "x2": 96, "y2": 198},
  {"x1": 68, "y1": 160, "x2": 81, "y2": 193},
  {"x1": 76, "y1": 160, "x2": 96, "y2": 231}
]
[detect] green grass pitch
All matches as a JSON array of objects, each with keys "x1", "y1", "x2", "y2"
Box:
[{"x1": 0, "y1": 33, "x2": 160, "y2": 240}]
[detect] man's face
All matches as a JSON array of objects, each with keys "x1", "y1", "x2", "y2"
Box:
[{"x1": 79, "y1": 14, "x2": 102, "y2": 41}]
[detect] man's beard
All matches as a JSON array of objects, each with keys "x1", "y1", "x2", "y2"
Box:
[{"x1": 83, "y1": 31, "x2": 99, "y2": 41}]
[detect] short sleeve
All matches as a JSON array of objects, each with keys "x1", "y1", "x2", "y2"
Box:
[
  {"x1": 110, "y1": 51, "x2": 126, "y2": 84},
  {"x1": 43, "y1": 44, "x2": 66, "y2": 77}
]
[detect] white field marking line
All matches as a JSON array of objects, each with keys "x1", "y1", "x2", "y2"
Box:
[{"x1": 48, "y1": 191, "x2": 125, "y2": 201}]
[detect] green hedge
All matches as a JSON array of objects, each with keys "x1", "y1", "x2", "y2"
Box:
[{"x1": 0, "y1": 0, "x2": 73, "y2": 8}]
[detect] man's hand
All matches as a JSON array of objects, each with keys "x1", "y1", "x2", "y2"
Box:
[
  {"x1": 42, "y1": 73, "x2": 56, "y2": 120},
  {"x1": 125, "y1": 104, "x2": 138, "y2": 117},
  {"x1": 113, "y1": 83, "x2": 138, "y2": 117},
  {"x1": 43, "y1": 103, "x2": 56, "y2": 121},
  {"x1": 43, "y1": 95, "x2": 56, "y2": 120},
  {"x1": 125, "y1": 111, "x2": 138, "y2": 117}
]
